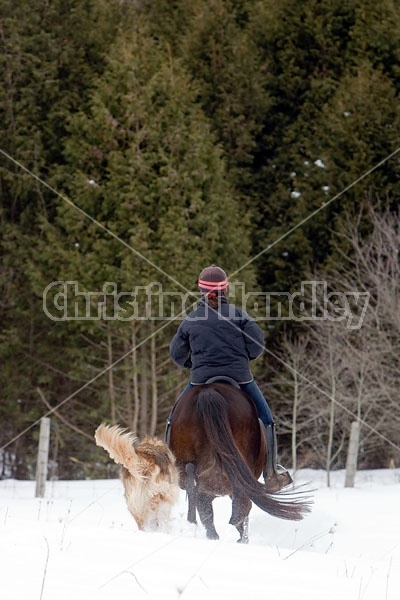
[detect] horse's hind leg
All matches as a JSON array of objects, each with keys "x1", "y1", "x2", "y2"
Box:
[
  {"x1": 236, "y1": 516, "x2": 249, "y2": 544},
  {"x1": 185, "y1": 463, "x2": 197, "y2": 524},
  {"x1": 230, "y1": 494, "x2": 251, "y2": 543},
  {"x1": 197, "y1": 492, "x2": 219, "y2": 540}
]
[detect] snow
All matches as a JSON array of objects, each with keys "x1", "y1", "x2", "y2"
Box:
[
  {"x1": 314, "y1": 159, "x2": 326, "y2": 168},
  {"x1": 1, "y1": 469, "x2": 400, "y2": 600}
]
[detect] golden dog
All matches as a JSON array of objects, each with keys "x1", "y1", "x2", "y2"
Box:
[{"x1": 95, "y1": 424, "x2": 179, "y2": 530}]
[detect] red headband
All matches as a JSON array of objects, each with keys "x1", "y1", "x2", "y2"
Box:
[{"x1": 198, "y1": 278, "x2": 229, "y2": 291}]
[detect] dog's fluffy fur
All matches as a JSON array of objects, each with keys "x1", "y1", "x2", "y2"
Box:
[{"x1": 95, "y1": 423, "x2": 179, "y2": 530}]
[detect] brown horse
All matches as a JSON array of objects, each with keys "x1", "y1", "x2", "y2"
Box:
[{"x1": 168, "y1": 383, "x2": 311, "y2": 543}]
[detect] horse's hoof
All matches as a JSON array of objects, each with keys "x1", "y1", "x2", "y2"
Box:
[{"x1": 237, "y1": 537, "x2": 249, "y2": 544}]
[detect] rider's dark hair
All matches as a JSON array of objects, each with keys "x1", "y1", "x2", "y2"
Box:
[{"x1": 206, "y1": 290, "x2": 226, "y2": 309}]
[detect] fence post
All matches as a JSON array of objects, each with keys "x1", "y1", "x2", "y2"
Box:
[
  {"x1": 344, "y1": 420, "x2": 360, "y2": 488},
  {"x1": 35, "y1": 417, "x2": 50, "y2": 498}
]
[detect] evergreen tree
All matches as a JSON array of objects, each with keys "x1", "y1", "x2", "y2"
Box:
[
  {"x1": 246, "y1": 0, "x2": 400, "y2": 296},
  {"x1": 0, "y1": 0, "x2": 130, "y2": 477},
  {"x1": 3, "y1": 0, "x2": 400, "y2": 476},
  {"x1": 179, "y1": 0, "x2": 269, "y2": 197},
  {"x1": 32, "y1": 19, "x2": 254, "y2": 455}
]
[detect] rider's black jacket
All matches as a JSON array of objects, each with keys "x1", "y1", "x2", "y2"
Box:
[{"x1": 169, "y1": 297, "x2": 264, "y2": 384}]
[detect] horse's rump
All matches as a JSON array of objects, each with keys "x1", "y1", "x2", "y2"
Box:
[
  {"x1": 169, "y1": 383, "x2": 262, "y2": 488},
  {"x1": 194, "y1": 385, "x2": 264, "y2": 494}
]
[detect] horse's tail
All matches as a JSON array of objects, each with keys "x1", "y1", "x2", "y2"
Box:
[{"x1": 196, "y1": 388, "x2": 311, "y2": 521}]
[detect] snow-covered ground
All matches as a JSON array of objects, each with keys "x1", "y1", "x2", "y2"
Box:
[{"x1": 1, "y1": 469, "x2": 399, "y2": 600}]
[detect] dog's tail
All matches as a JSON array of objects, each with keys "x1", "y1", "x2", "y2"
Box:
[{"x1": 95, "y1": 423, "x2": 143, "y2": 478}]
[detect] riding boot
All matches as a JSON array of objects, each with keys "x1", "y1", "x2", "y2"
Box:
[{"x1": 263, "y1": 423, "x2": 293, "y2": 492}]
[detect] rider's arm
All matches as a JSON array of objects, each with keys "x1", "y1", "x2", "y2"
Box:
[
  {"x1": 239, "y1": 312, "x2": 265, "y2": 360},
  {"x1": 170, "y1": 322, "x2": 192, "y2": 368}
]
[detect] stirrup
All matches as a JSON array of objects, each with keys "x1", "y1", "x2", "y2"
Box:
[
  {"x1": 164, "y1": 417, "x2": 172, "y2": 445},
  {"x1": 264, "y1": 464, "x2": 293, "y2": 491},
  {"x1": 276, "y1": 464, "x2": 293, "y2": 487},
  {"x1": 264, "y1": 468, "x2": 292, "y2": 493}
]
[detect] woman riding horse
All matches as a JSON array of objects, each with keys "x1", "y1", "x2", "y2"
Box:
[{"x1": 169, "y1": 264, "x2": 292, "y2": 493}]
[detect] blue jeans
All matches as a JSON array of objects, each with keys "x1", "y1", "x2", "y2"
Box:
[
  {"x1": 174, "y1": 381, "x2": 274, "y2": 426},
  {"x1": 239, "y1": 381, "x2": 274, "y2": 426}
]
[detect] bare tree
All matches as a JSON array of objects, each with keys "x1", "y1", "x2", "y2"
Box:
[{"x1": 274, "y1": 206, "x2": 400, "y2": 479}]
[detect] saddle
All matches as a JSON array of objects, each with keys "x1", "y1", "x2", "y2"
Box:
[{"x1": 204, "y1": 375, "x2": 240, "y2": 388}]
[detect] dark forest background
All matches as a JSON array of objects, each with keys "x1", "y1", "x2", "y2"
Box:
[{"x1": 1, "y1": 0, "x2": 399, "y2": 479}]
